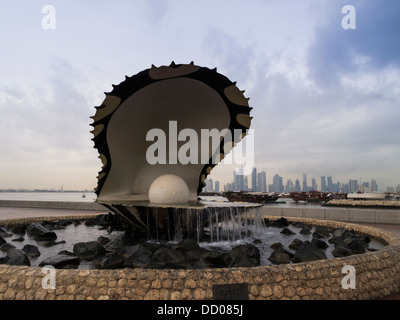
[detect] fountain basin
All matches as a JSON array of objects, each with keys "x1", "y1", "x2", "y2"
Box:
[{"x1": 1, "y1": 214, "x2": 399, "y2": 300}]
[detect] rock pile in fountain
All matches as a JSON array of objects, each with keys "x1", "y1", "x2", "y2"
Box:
[{"x1": 0, "y1": 214, "x2": 381, "y2": 270}]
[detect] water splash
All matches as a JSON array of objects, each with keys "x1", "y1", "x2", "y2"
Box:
[{"x1": 143, "y1": 205, "x2": 264, "y2": 243}]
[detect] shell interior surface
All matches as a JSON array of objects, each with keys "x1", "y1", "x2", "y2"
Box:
[{"x1": 91, "y1": 62, "x2": 252, "y2": 204}]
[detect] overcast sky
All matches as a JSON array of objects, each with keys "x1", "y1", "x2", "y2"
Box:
[{"x1": 0, "y1": 0, "x2": 399, "y2": 191}]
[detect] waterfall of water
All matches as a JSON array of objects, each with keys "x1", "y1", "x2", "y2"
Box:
[{"x1": 141, "y1": 204, "x2": 263, "y2": 244}]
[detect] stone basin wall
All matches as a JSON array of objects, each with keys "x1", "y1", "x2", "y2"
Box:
[{"x1": 0, "y1": 215, "x2": 399, "y2": 300}]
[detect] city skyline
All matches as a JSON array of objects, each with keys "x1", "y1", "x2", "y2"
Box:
[
  {"x1": 1, "y1": 1, "x2": 399, "y2": 191},
  {"x1": 205, "y1": 166, "x2": 399, "y2": 193}
]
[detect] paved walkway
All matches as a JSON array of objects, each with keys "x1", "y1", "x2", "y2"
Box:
[{"x1": 0, "y1": 206, "x2": 104, "y2": 220}]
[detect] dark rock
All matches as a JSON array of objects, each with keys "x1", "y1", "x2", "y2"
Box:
[
  {"x1": 58, "y1": 250, "x2": 75, "y2": 256},
  {"x1": 27, "y1": 223, "x2": 57, "y2": 241},
  {"x1": 292, "y1": 222, "x2": 306, "y2": 229},
  {"x1": 253, "y1": 239, "x2": 262, "y2": 244},
  {"x1": 348, "y1": 240, "x2": 367, "y2": 254},
  {"x1": 174, "y1": 239, "x2": 201, "y2": 252},
  {"x1": 53, "y1": 219, "x2": 73, "y2": 228},
  {"x1": 271, "y1": 218, "x2": 289, "y2": 228},
  {"x1": 11, "y1": 237, "x2": 24, "y2": 242},
  {"x1": 328, "y1": 236, "x2": 346, "y2": 247},
  {"x1": 84, "y1": 219, "x2": 97, "y2": 227},
  {"x1": 292, "y1": 241, "x2": 327, "y2": 263},
  {"x1": 263, "y1": 218, "x2": 270, "y2": 226},
  {"x1": 22, "y1": 244, "x2": 41, "y2": 258},
  {"x1": 229, "y1": 244, "x2": 260, "y2": 267},
  {"x1": 149, "y1": 247, "x2": 187, "y2": 269},
  {"x1": 0, "y1": 243, "x2": 16, "y2": 252},
  {"x1": 0, "y1": 226, "x2": 11, "y2": 237},
  {"x1": 268, "y1": 247, "x2": 290, "y2": 265},
  {"x1": 281, "y1": 227, "x2": 296, "y2": 235},
  {"x1": 119, "y1": 244, "x2": 152, "y2": 268},
  {"x1": 42, "y1": 240, "x2": 66, "y2": 247},
  {"x1": 299, "y1": 226, "x2": 311, "y2": 235},
  {"x1": 73, "y1": 241, "x2": 106, "y2": 260},
  {"x1": 10, "y1": 224, "x2": 28, "y2": 235},
  {"x1": 358, "y1": 235, "x2": 371, "y2": 244},
  {"x1": 0, "y1": 234, "x2": 5, "y2": 246},
  {"x1": 39, "y1": 254, "x2": 80, "y2": 268},
  {"x1": 40, "y1": 220, "x2": 55, "y2": 231},
  {"x1": 96, "y1": 255, "x2": 125, "y2": 269},
  {"x1": 289, "y1": 238, "x2": 304, "y2": 250},
  {"x1": 34, "y1": 231, "x2": 57, "y2": 241},
  {"x1": 312, "y1": 231, "x2": 325, "y2": 239},
  {"x1": 270, "y1": 242, "x2": 284, "y2": 250},
  {"x1": 201, "y1": 250, "x2": 232, "y2": 268},
  {"x1": 98, "y1": 236, "x2": 110, "y2": 244},
  {"x1": 332, "y1": 228, "x2": 348, "y2": 238},
  {"x1": 173, "y1": 239, "x2": 204, "y2": 261},
  {"x1": 314, "y1": 226, "x2": 330, "y2": 237},
  {"x1": 4, "y1": 248, "x2": 31, "y2": 266},
  {"x1": 331, "y1": 245, "x2": 352, "y2": 257},
  {"x1": 311, "y1": 238, "x2": 329, "y2": 250}
]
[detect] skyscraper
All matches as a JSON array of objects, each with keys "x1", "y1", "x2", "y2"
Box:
[
  {"x1": 234, "y1": 168, "x2": 244, "y2": 191},
  {"x1": 349, "y1": 179, "x2": 358, "y2": 193},
  {"x1": 214, "y1": 181, "x2": 220, "y2": 193},
  {"x1": 312, "y1": 178, "x2": 318, "y2": 191},
  {"x1": 302, "y1": 173, "x2": 308, "y2": 192},
  {"x1": 257, "y1": 171, "x2": 267, "y2": 192},
  {"x1": 321, "y1": 176, "x2": 327, "y2": 192},
  {"x1": 294, "y1": 179, "x2": 301, "y2": 192},
  {"x1": 371, "y1": 179, "x2": 378, "y2": 192},
  {"x1": 251, "y1": 167, "x2": 257, "y2": 192},
  {"x1": 270, "y1": 174, "x2": 284, "y2": 192},
  {"x1": 327, "y1": 176, "x2": 334, "y2": 191}
]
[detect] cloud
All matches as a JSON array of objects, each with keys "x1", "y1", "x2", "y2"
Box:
[{"x1": 308, "y1": 0, "x2": 400, "y2": 86}]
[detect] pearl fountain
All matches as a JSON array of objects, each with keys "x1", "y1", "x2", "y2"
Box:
[{"x1": 90, "y1": 62, "x2": 263, "y2": 243}]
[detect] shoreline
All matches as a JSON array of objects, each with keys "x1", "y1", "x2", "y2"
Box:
[{"x1": 324, "y1": 199, "x2": 400, "y2": 209}]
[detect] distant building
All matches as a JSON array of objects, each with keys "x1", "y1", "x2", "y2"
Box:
[
  {"x1": 294, "y1": 179, "x2": 301, "y2": 192},
  {"x1": 327, "y1": 176, "x2": 334, "y2": 191},
  {"x1": 251, "y1": 167, "x2": 257, "y2": 192},
  {"x1": 321, "y1": 176, "x2": 327, "y2": 192},
  {"x1": 349, "y1": 179, "x2": 358, "y2": 193},
  {"x1": 302, "y1": 173, "x2": 308, "y2": 192},
  {"x1": 214, "y1": 181, "x2": 220, "y2": 193},
  {"x1": 204, "y1": 179, "x2": 213, "y2": 192},
  {"x1": 387, "y1": 186, "x2": 395, "y2": 193},
  {"x1": 285, "y1": 179, "x2": 294, "y2": 193},
  {"x1": 257, "y1": 171, "x2": 267, "y2": 192},
  {"x1": 234, "y1": 168, "x2": 244, "y2": 191},
  {"x1": 311, "y1": 178, "x2": 318, "y2": 191},
  {"x1": 269, "y1": 174, "x2": 284, "y2": 193},
  {"x1": 371, "y1": 179, "x2": 378, "y2": 192}
]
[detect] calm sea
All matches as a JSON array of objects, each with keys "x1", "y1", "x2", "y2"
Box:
[
  {"x1": 0, "y1": 192, "x2": 97, "y2": 202},
  {"x1": 0, "y1": 192, "x2": 324, "y2": 208}
]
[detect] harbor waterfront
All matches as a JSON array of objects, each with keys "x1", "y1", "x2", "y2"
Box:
[{"x1": 0, "y1": 192, "x2": 400, "y2": 225}]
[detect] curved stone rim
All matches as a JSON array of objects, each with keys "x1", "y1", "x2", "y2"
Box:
[{"x1": 1, "y1": 214, "x2": 399, "y2": 300}]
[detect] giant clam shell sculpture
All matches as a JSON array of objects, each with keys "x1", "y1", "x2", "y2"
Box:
[{"x1": 91, "y1": 62, "x2": 252, "y2": 206}]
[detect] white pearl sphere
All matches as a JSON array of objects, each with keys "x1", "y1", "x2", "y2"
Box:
[{"x1": 148, "y1": 174, "x2": 189, "y2": 204}]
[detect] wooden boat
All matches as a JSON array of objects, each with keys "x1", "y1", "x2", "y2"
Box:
[
  {"x1": 289, "y1": 191, "x2": 332, "y2": 203},
  {"x1": 223, "y1": 191, "x2": 281, "y2": 203}
]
